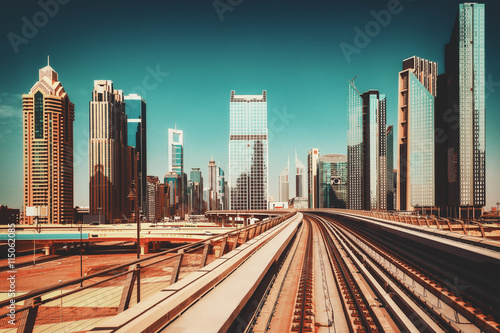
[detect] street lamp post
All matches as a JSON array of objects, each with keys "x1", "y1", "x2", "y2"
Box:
[
  {"x1": 128, "y1": 182, "x2": 141, "y2": 302},
  {"x1": 80, "y1": 220, "x2": 83, "y2": 287}
]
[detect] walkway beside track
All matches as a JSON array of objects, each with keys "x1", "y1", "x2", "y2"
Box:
[{"x1": 89, "y1": 213, "x2": 302, "y2": 333}]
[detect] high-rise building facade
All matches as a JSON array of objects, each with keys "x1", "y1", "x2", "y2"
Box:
[
  {"x1": 168, "y1": 128, "x2": 183, "y2": 175},
  {"x1": 208, "y1": 160, "x2": 218, "y2": 210},
  {"x1": 190, "y1": 168, "x2": 203, "y2": 214},
  {"x1": 89, "y1": 80, "x2": 128, "y2": 223},
  {"x1": 348, "y1": 80, "x2": 387, "y2": 210},
  {"x1": 164, "y1": 172, "x2": 180, "y2": 218},
  {"x1": 397, "y1": 56, "x2": 437, "y2": 212},
  {"x1": 307, "y1": 149, "x2": 319, "y2": 208},
  {"x1": 229, "y1": 90, "x2": 268, "y2": 210},
  {"x1": 348, "y1": 81, "x2": 363, "y2": 210},
  {"x1": 436, "y1": 3, "x2": 485, "y2": 218},
  {"x1": 146, "y1": 176, "x2": 164, "y2": 222},
  {"x1": 124, "y1": 94, "x2": 147, "y2": 216},
  {"x1": 386, "y1": 125, "x2": 395, "y2": 211},
  {"x1": 218, "y1": 167, "x2": 226, "y2": 210},
  {"x1": 295, "y1": 152, "x2": 307, "y2": 198},
  {"x1": 279, "y1": 158, "x2": 289, "y2": 202},
  {"x1": 318, "y1": 154, "x2": 348, "y2": 208},
  {"x1": 23, "y1": 61, "x2": 75, "y2": 224}
]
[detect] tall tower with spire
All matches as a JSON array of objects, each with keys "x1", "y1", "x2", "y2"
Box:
[
  {"x1": 279, "y1": 157, "x2": 289, "y2": 202},
  {"x1": 22, "y1": 58, "x2": 75, "y2": 224},
  {"x1": 295, "y1": 151, "x2": 307, "y2": 198}
]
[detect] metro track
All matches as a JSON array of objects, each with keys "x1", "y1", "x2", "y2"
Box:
[{"x1": 307, "y1": 212, "x2": 500, "y2": 333}]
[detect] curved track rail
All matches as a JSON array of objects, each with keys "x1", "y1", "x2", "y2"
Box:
[{"x1": 309, "y1": 212, "x2": 500, "y2": 333}]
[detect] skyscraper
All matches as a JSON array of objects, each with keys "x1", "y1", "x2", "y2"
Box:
[
  {"x1": 164, "y1": 172, "x2": 180, "y2": 218},
  {"x1": 218, "y1": 167, "x2": 226, "y2": 209},
  {"x1": 436, "y1": 3, "x2": 485, "y2": 218},
  {"x1": 208, "y1": 159, "x2": 218, "y2": 210},
  {"x1": 279, "y1": 158, "x2": 289, "y2": 203},
  {"x1": 89, "y1": 80, "x2": 128, "y2": 223},
  {"x1": 168, "y1": 127, "x2": 183, "y2": 175},
  {"x1": 229, "y1": 90, "x2": 268, "y2": 210},
  {"x1": 348, "y1": 81, "x2": 363, "y2": 210},
  {"x1": 386, "y1": 125, "x2": 395, "y2": 211},
  {"x1": 307, "y1": 149, "x2": 319, "y2": 208},
  {"x1": 146, "y1": 176, "x2": 159, "y2": 222},
  {"x1": 124, "y1": 94, "x2": 147, "y2": 216},
  {"x1": 318, "y1": 154, "x2": 348, "y2": 208},
  {"x1": 23, "y1": 59, "x2": 75, "y2": 224},
  {"x1": 295, "y1": 152, "x2": 307, "y2": 198},
  {"x1": 190, "y1": 168, "x2": 203, "y2": 214},
  {"x1": 397, "y1": 56, "x2": 437, "y2": 212},
  {"x1": 348, "y1": 80, "x2": 387, "y2": 211}
]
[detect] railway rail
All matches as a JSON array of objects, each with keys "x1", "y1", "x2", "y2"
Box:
[
  {"x1": 308, "y1": 212, "x2": 500, "y2": 333},
  {"x1": 327, "y1": 213, "x2": 500, "y2": 331},
  {"x1": 290, "y1": 219, "x2": 314, "y2": 332}
]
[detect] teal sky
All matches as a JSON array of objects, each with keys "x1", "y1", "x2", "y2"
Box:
[{"x1": 0, "y1": 0, "x2": 499, "y2": 209}]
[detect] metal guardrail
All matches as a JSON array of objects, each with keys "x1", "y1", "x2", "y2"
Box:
[
  {"x1": 0, "y1": 213, "x2": 294, "y2": 333},
  {"x1": 349, "y1": 210, "x2": 493, "y2": 238}
]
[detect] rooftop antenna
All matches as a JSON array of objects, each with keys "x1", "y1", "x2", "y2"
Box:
[{"x1": 47, "y1": 55, "x2": 50, "y2": 66}]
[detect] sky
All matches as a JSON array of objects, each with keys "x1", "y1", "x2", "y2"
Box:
[{"x1": 0, "y1": 0, "x2": 499, "y2": 210}]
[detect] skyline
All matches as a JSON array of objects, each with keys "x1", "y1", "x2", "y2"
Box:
[{"x1": 1, "y1": 0, "x2": 500, "y2": 210}]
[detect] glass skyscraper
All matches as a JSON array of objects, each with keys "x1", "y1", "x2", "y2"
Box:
[
  {"x1": 229, "y1": 90, "x2": 268, "y2": 210},
  {"x1": 318, "y1": 154, "x2": 348, "y2": 209},
  {"x1": 458, "y1": 3, "x2": 485, "y2": 209},
  {"x1": 436, "y1": 2, "x2": 485, "y2": 218},
  {"x1": 189, "y1": 168, "x2": 203, "y2": 214},
  {"x1": 348, "y1": 82, "x2": 363, "y2": 210},
  {"x1": 397, "y1": 56, "x2": 437, "y2": 211},
  {"x1": 168, "y1": 128, "x2": 183, "y2": 176},
  {"x1": 124, "y1": 94, "x2": 147, "y2": 216},
  {"x1": 348, "y1": 81, "x2": 387, "y2": 210}
]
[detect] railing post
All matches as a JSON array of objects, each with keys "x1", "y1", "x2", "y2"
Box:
[
  {"x1": 199, "y1": 241, "x2": 211, "y2": 268},
  {"x1": 118, "y1": 264, "x2": 139, "y2": 312},
  {"x1": 219, "y1": 236, "x2": 228, "y2": 257},
  {"x1": 16, "y1": 296, "x2": 41, "y2": 333},
  {"x1": 241, "y1": 230, "x2": 249, "y2": 244},
  {"x1": 460, "y1": 221, "x2": 468, "y2": 235},
  {"x1": 255, "y1": 224, "x2": 262, "y2": 236},
  {"x1": 248, "y1": 226, "x2": 256, "y2": 240},
  {"x1": 231, "y1": 232, "x2": 240, "y2": 251},
  {"x1": 169, "y1": 250, "x2": 185, "y2": 286},
  {"x1": 446, "y1": 219, "x2": 453, "y2": 232},
  {"x1": 477, "y1": 222, "x2": 486, "y2": 238}
]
